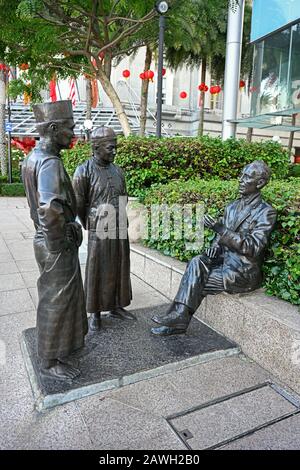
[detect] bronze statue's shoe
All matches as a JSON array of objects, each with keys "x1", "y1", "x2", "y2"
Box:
[
  {"x1": 151, "y1": 325, "x2": 187, "y2": 336},
  {"x1": 109, "y1": 307, "x2": 137, "y2": 321},
  {"x1": 89, "y1": 313, "x2": 101, "y2": 331},
  {"x1": 152, "y1": 312, "x2": 180, "y2": 325},
  {"x1": 152, "y1": 304, "x2": 192, "y2": 328}
]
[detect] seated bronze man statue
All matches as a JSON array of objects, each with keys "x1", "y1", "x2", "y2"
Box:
[{"x1": 151, "y1": 160, "x2": 277, "y2": 336}]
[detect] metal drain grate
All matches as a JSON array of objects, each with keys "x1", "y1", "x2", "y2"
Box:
[{"x1": 167, "y1": 382, "x2": 300, "y2": 450}]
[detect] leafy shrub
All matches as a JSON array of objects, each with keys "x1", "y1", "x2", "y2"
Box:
[
  {"x1": 116, "y1": 136, "x2": 290, "y2": 196},
  {"x1": 142, "y1": 178, "x2": 300, "y2": 305},
  {"x1": 62, "y1": 137, "x2": 290, "y2": 196},
  {"x1": 289, "y1": 164, "x2": 300, "y2": 177},
  {"x1": 62, "y1": 142, "x2": 91, "y2": 176},
  {"x1": 0, "y1": 183, "x2": 25, "y2": 197}
]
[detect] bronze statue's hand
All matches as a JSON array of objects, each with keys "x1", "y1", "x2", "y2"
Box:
[
  {"x1": 205, "y1": 247, "x2": 219, "y2": 258},
  {"x1": 204, "y1": 215, "x2": 225, "y2": 234},
  {"x1": 204, "y1": 214, "x2": 217, "y2": 229},
  {"x1": 205, "y1": 248, "x2": 218, "y2": 258}
]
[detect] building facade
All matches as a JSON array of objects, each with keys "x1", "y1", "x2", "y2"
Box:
[
  {"x1": 236, "y1": 0, "x2": 300, "y2": 145},
  {"x1": 41, "y1": 46, "x2": 250, "y2": 137}
]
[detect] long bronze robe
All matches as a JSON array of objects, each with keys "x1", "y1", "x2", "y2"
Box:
[
  {"x1": 22, "y1": 147, "x2": 88, "y2": 360},
  {"x1": 73, "y1": 158, "x2": 132, "y2": 313}
]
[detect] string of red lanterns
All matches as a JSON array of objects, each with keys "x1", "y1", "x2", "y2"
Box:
[{"x1": 124, "y1": 70, "x2": 248, "y2": 97}]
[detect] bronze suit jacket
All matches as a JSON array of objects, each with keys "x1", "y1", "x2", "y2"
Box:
[{"x1": 214, "y1": 193, "x2": 277, "y2": 293}]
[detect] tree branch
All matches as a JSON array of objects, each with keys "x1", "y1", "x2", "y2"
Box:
[{"x1": 107, "y1": 12, "x2": 157, "y2": 25}]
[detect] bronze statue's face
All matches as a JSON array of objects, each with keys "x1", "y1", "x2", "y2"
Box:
[
  {"x1": 53, "y1": 119, "x2": 75, "y2": 149},
  {"x1": 239, "y1": 166, "x2": 265, "y2": 196},
  {"x1": 93, "y1": 138, "x2": 117, "y2": 164}
]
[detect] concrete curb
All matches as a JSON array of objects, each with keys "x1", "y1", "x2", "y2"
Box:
[{"x1": 130, "y1": 243, "x2": 300, "y2": 394}]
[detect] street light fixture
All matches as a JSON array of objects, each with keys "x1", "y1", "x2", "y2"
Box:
[
  {"x1": 156, "y1": 1, "x2": 169, "y2": 14},
  {"x1": 155, "y1": 1, "x2": 169, "y2": 138}
]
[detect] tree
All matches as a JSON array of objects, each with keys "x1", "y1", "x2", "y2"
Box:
[
  {"x1": 0, "y1": 0, "x2": 159, "y2": 136},
  {"x1": 165, "y1": 0, "x2": 252, "y2": 136}
]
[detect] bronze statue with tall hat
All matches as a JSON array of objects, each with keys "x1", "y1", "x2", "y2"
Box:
[
  {"x1": 73, "y1": 126, "x2": 135, "y2": 331},
  {"x1": 22, "y1": 100, "x2": 88, "y2": 380},
  {"x1": 151, "y1": 160, "x2": 277, "y2": 336}
]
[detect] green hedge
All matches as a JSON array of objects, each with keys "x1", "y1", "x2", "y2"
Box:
[
  {"x1": 62, "y1": 142, "x2": 91, "y2": 177},
  {"x1": 0, "y1": 183, "x2": 25, "y2": 197},
  {"x1": 142, "y1": 178, "x2": 300, "y2": 306},
  {"x1": 62, "y1": 137, "x2": 290, "y2": 197}
]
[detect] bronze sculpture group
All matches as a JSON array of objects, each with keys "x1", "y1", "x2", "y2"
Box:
[{"x1": 22, "y1": 100, "x2": 277, "y2": 381}]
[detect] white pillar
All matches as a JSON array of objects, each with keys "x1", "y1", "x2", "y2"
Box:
[
  {"x1": 222, "y1": 0, "x2": 245, "y2": 140},
  {"x1": 0, "y1": 70, "x2": 7, "y2": 176}
]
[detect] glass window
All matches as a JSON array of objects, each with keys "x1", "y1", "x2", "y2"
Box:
[
  {"x1": 290, "y1": 23, "x2": 300, "y2": 108},
  {"x1": 251, "y1": 26, "x2": 291, "y2": 116}
]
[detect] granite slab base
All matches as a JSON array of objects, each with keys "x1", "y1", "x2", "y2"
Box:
[{"x1": 21, "y1": 305, "x2": 239, "y2": 411}]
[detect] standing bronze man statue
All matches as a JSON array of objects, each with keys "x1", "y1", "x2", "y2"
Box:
[
  {"x1": 22, "y1": 100, "x2": 88, "y2": 380},
  {"x1": 73, "y1": 126, "x2": 134, "y2": 331},
  {"x1": 152, "y1": 160, "x2": 277, "y2": 336}
]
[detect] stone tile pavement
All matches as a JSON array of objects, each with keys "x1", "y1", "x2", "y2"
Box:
[{"x1": 0, "y1": 197, "x2": 300, "y2": 450}]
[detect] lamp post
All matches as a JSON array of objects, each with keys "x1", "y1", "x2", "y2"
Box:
[{"x1": 155, "y1": 1, "x2": 169, "y2": 138}]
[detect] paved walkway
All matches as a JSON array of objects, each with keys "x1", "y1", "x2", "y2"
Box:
[{"x1": 1, "y1": 197, "x2": 300, "y2": 450}]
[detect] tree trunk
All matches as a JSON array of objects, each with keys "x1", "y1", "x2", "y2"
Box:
[
  {"x1": 85, "y1": 78, "x2": 92, "y2": 120},
  {"x1": 0, "y1": 70, "x2": 7, "y2": 176},
  {"x1": 104, "y1": 53, "x2": 112, "y2": 81},
  {"x1": 197, "y1": 57, "x2": 207, "y2": 137},
  {"x1": 140, "y1": 45, "x2": 152, "y2": 137},
  {"x1": 246, "y1": 127, "x2": 253, "y2": 142},
  {"x1": 96, "y1": 67, "x2": 131, "y2": 137}
]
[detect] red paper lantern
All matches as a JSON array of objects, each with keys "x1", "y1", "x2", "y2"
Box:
[
  {"x1": 180, "y1": 91, "x2": 187, "y2": 99},
  {"x1": 19, "y1": 63, "x2": 29, "y2": 71},
  {"x1": 239, "y1": 79, "x2": 246, "y2": 88},
  {"x1": 144, "y1": 70, "x2": 154, "y2": 80},
  {"x1": 198, "y1": 83, "x2": 208, "y2": 92},
  {"x1": 162, "y1": 68, "x2": 166, "y2": 76},
  {"x1": 210, "y1": 85, "x2": 221, "y2": 95},
  {"x1": 122, "y1": 69, "x2": 130, "y2": 78},
  {"x1": 99, "y1": 51, "x2": 105, "y2": 60},
  {"x1": 139, "y1": 72, "x2": 146, "y2": 80}
]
